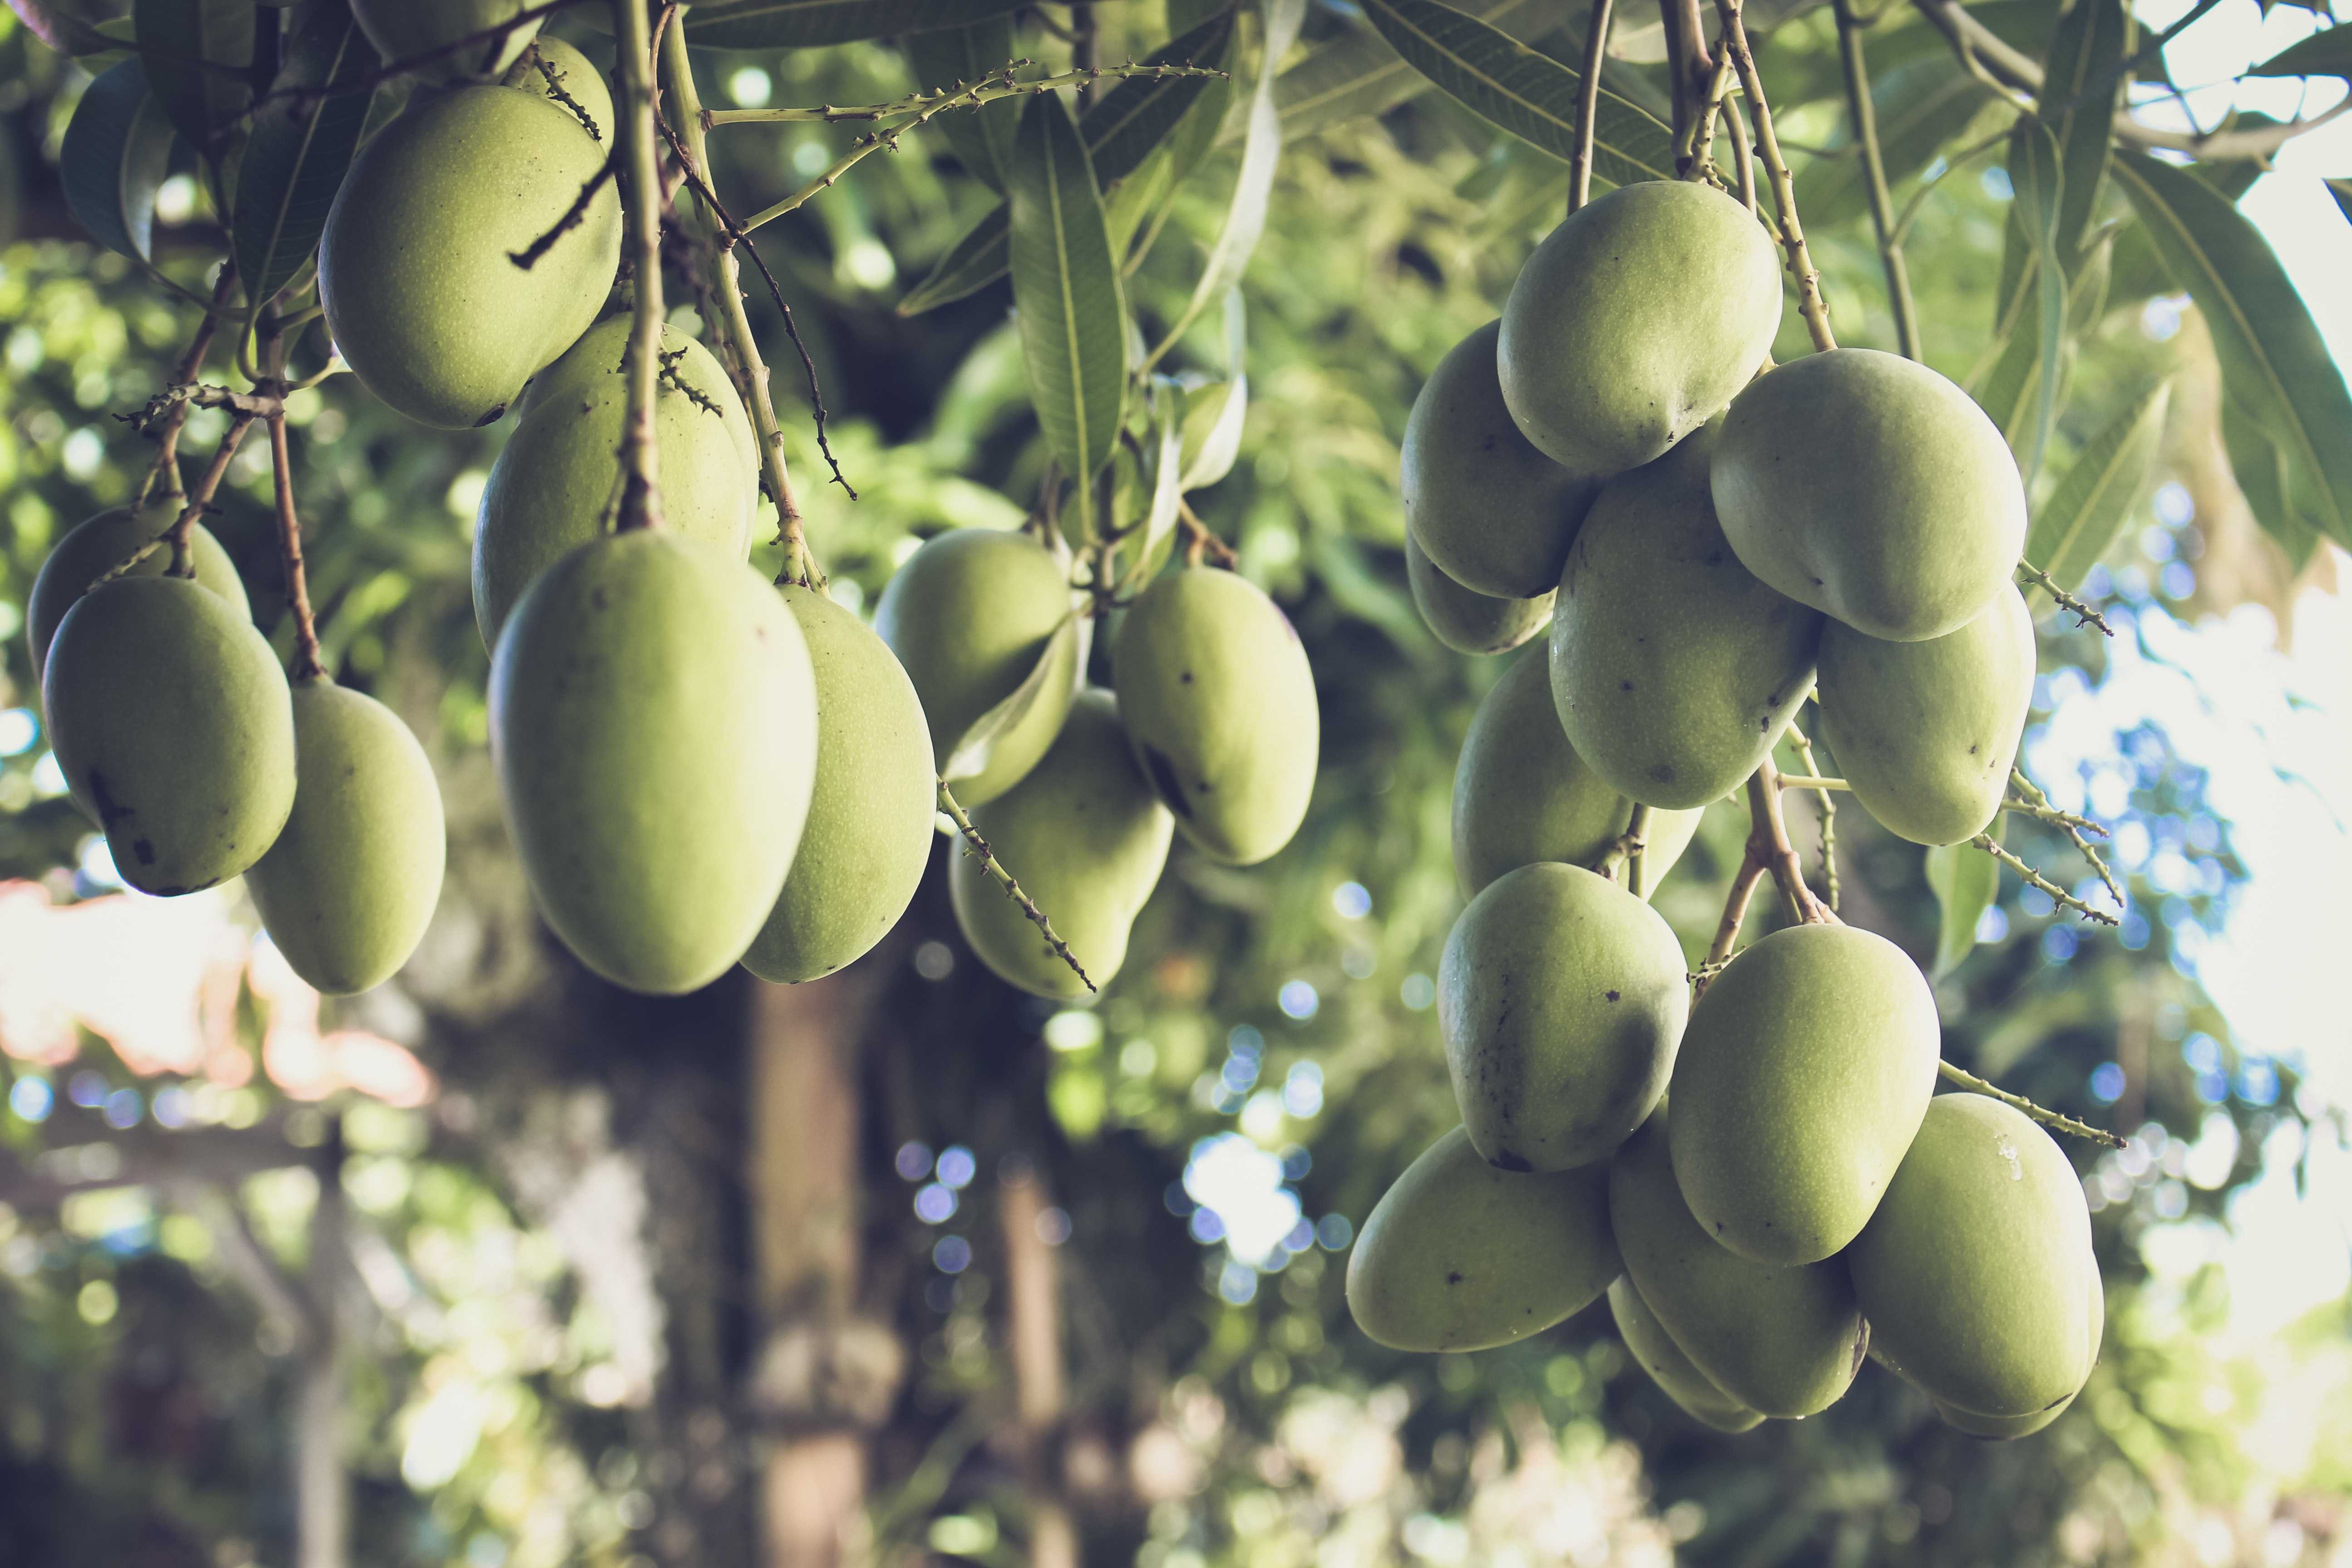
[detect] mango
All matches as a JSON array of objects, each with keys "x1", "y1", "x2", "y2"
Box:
[
  {"x1": 350, "y1": 0, "x2": 544, "y2": 80},
  {"x1": 1498, "y1": 181, "x2": 1781, "y2": 475},
  {"x1": 42, "y1": 576, "x2": 294, "y2": 896},
  {"x1": 1934, "y1": 1272, "x2": 2100, "y2": 1439},
  {"x1": 1406, "y1": 533, "x2": 1552, "y2": 656},
  {"x1": 245, "y1": 681, "x2": 447, "y2": 995},
  {"x1": 1711, "y1": 348, "x2": 2029, "y2": 642},
  {"x1": 1669, "y1": 923, "x2": 1939, "y2": 1264},
  {"x1": 948, "y1": 690, "x2": 1172, "y2": 999},
  {"x1": 475, "y1": 318, "x2": 756, "y2": 648},
  {"x1": 490, "y1": 531, "x2": 816, "y2": 995},
  {"x1": 28, "y1": 504, "x2": 247, "y2": 696},
  {"x1": 1548, "y1": 430, "x2": 1823, "y2": 810},
  {"x1": 742, "y1": 587, "x2": 937, "y2": 984},
  {"x1": 1402, "y1": 320, "x2": 1598, "y2": 598},
  {"x1": 1451, "y1": 647, "x2": 1701, "y2": 899},
  {"x1": 1607, "y1": 1275, "x2": 1764, "y2": 1434},
  {"x1": 1608, "y1": 1107, "x2": 1866, "y2": 1419},
  {"x1": 319, "y1": 83, "x2": 620, "y2": 429},
  {"x1": 1816, "y1": 584, "x2": 2035, "y2": 847},
  {"x1": 1346, "y1": 1125, "x2": 1619, "y2": 1353},
  {"x1": 1440, "y1": 862, "x2": 1687, "y2": 1172},
  {"x1": 515, "y1": 38, "x2": 611, "y2": 134},
  {"x1": 1848, "y1": 1093, "x2": 2101, "y2": 1421},
  {"x1": 875, "y1": 529, "x2": 1077, "y2": 806},
  {"x1": 1112, "y1": 567, "x2": 1318, "y2": 866}
]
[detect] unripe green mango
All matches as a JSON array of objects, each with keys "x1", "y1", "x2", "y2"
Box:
[
  {"x1": 350, "y1": 0, "x2": 544, "y2": 80},
  {"x1": 475, "y1": 319, "x2": 756, "y2": 649},
  {"x1": 246, "y1": 681, "x2": 447, "y2": 995},
  {"x1": 1346, "y1": 1125, "x2": 1619, "y2": 1352},
  {"x1": 1406, "y1": 533, "x2": 1552, "y2": 656},
  {"x1": 948, "y1": 691, "x2": 1172, "y2": 1000},
  {"x1": 875, "y1": 529, "x2": 1078, "y2": 806},
  {"x1": 1607, "y1": 1108, "x2": 1866, "y2": 1420},
  {"x1": 43, "y1": 577, "x2": 294, "y2": 896},
  {"x1": 1607, "y1": 1275, "x2": 1764, "y2": 1434},
  {"x1": 1711, "y1": 348, "x2": 2029, "y2": 642},
  {"x1": 1112, "y1": 568, "x2": 1318, "y2": 867},
  {"x1": 1402, "y1": 320, "x2": 1598, "y2": 598},
  {"x1": 490, "y1": 531, "x2": 816, "y2": 995},
  {"x1": 1451, "y1": 647, "x2": 1701, "y2": 899},
  {"x1": 1498, "y1": 181, "x2": 1781, "y2": 475},
  {"x1": 28, "y1": 504, "x2": 247, "y2": 697},
  {"x1": 1440, "y1": 862, "x2": 1687, "y2": 1172},
  {"x1": 319, "y1": 84, "x2": 620, "y2": 430},
  {"x1": 1848, "y1": 1093, "x2": 2101, "y2": 1421},
  {"x1": 743, "y1": 587, "x2": 937, "y2": 984},
  {"x1": 1815, "y1": 584, "x2": 2035, "y2": 847},
  {"x1": 517, "y1": 38, "x2": 612, "y2": 134},
  {"x1": 1548, "y1": 431, "x2": 1823, "y2": 810},
  {"x1": 1669, "y1": 923, "x2": 1940, "y2": 1264},
  {"x1": 1933, "y1": 1274, "x2": 2100, "y2": 1439}
]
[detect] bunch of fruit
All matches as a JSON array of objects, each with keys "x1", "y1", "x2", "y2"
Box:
[{"x1": 1348, "y1": 178, "x2": 2097, "y2": 1440}]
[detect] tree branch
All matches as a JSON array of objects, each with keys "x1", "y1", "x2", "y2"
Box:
[
  {"x1": 937, "y1": 780, "x2": 1094, "y2": 995},
  {"x1": 610, "y1": 0, "x2": 670, "y2": 531},
  {"x1": 1971, "y1": 832, "x2": 2122, "y2": 926},
  {"x1": 1570, "y1": 0, "x2": 1615, "y2": 213},
  {"x1": 1714, "y1": 0, "x2": 1835, "y2": 351},
  {"x1": 1937, "y1": 1059, "x2": 2125, "y2": 1147},
  {"x1": 2019, "y1": 560, "x2": 2114, "y2": 635},
  {"x1": 260, "y1": 315, "x2": 327, "y2": 682},
  {"x1": 136, "y1": 265, "x2": 240, "y2": 509}
]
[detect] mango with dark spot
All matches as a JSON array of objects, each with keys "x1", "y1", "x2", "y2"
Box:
[
  {"x1": 29, "y1": 504, "x2": 248, "y2": 701},
  {"x1": 1607, "y1": 1275, "x2": 1764, "y2": 1433},
  {"x1": 1405, "y1": 531, "x2": 1554, "y2": 656}
]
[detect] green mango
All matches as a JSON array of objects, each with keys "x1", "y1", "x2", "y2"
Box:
[
  {"x1": 1440, "y1": 862, "x2": 1688, "y2": 1172},
  {"x1": 1402, "y1": 320, "x2": 1598, "y2": 598},
  {"x1": 1548, "y1": 431, "x2": 1823, "y2": 810},
  {"x1": 43, "y1": 576, "x2": 294, "y2": 897},
  {"x1": 490, "y1": 531, "x2": 816, "y2": 995},
  {"x1": 28, "y1": 504, "x2": 247, "y2": 697},
  {"x1": 1669, "y1": 923, "x2": 1940, "y2": 1265},
  {"x1": 1933, "y1": 1273, "x2": 2101, "y2": 1440},
  {"x1": 517, "y1": 38, "x2": 612, "y2": 137},
  {"x1": 1406, "y1": 532, "x2": 1552, "y2": 657},
  {"x1": 1711, "y1": 348, "x2": 2029, "y2": 642},
  {"x1": 350, "y1": 0, "x2": 545, "y2": 81},
  {"x1": 1498, "y1": 181, "x2": 1781, "y2": 476},
  {"x1": 475, "y1": 319, "x2": 757, "y2": 649},
  {"x1": 1608, "y1": 1107, "x2": 1867, "y2": 1420},
  {"x1": 319, "y1": 83, "x2": 620, "y2": 430},
  {"x1": 875, "y1": 529, "x2": 1078, "y2": 806},
  {"x1": 1451, "y1": 647, "x2": 1701, "y2": 899},
  {"x1": 743, "y1": 587, "x2": 938, "y2": 984},
  {"x1": 1112, "y1": 567, "x2": 1318, "y2": 866},
  {"x1": 1815, "y1": 584, "x2": 2036, "y2": 847},
  {"x1": 1848, "y1": 1093, "x2": 2101, "y2": 1421},
  {"x1": 948, "y1": 691, "x2": 1172, "y2": 1000},
  {"x1": 1607, "y1": 1275, "x2": 1764, "y2": 1434},
  {"x1": 1346, "y1": 1125, "x2": 1619, "y2": 1352},
  {"x1": 245, "y1": 681, "x2": 447, "y2": 995}
]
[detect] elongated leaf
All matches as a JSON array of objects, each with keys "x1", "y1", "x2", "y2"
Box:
[
  {"x1": 902, "y1": 206, "x2": 1010, "y2": 315},
  {"x1": 8, "y1": 0, "x2": 118, "y2": 54},
  {"x1": 942, "y1": 613, "x2": 1089, "y2": 783},
  {"x1": 2004, "y1": 122, "x2": 2068, "y2": 485},
  {"x1": 1270, "y1": 0, "x2": 1540, "y2": 144},
  {"x1": 2027, "y1": 379, "x2": 2170, "y2": 593},
  {"x1": 1925, "y1": 832, "x2": 2002, "y2": 980},
  {"x1": 60, "y1": 59, "x2": 177, "y2": 262},
  {"x1": 134, "y1": 0, "x2": 254, "y2": 158},
  {"x1": 1795, "y1": 56, "x2": 2000, "y2": 230},
  {"x1": 2221, "y1": 402, "x2": 2324, "y2": 570},
  {"x1": 2248, "y1": 22, "x2": 2352, "y2": 78},
  {"x1": 1126, "y1": 384, "x2": 1187, "y2": 591},
  {"x1": 2117, "y1": 151, "x2": 2352, "y2": 549},
  {"x1": 687, "y1": 0, "x2": 1023, "y2": 51},
  {"x1": 2035, "y1": 0, "x2": 2128, "y2": 267},
  {"x1": 1008, "y1": 93, "x2": 1126, "y2": 489},
  {"x1": 902, "y1": 18, "x2": 1020, "y2": 195},
  {"x1": 233, "y1": 0, "x2": 375, "y2": 309},
  {"x1": 1179, "y1": 375, "x2": 1246, "y2": 490},
  {"x1": 2105, "y1": 158, "x2": 2260, "y2": 306},
  {"x1": 1086, "y1": 10, "x2": 1236, "y2": 182}
]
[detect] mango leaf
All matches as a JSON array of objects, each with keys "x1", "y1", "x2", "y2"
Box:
[
  {"x1": 134, "y1": 0, "x2": 255, "y2": 159},
  {"x1": 2004, "y1": 121, "x2": 2068, "y2": 485},
  {"x1": 1925, "y1": 834, "x2": 2001, "y2": 980},
  {"x1": 2116, "y1": 150, "x2": 2352, "y2": 549},
  {"x1": 7, "y1": 0, "x2": 118, "y2": 54},
  {"x1": 1086, "y1": 9, "x2": 1236, "y2": 182},
  {"x1": 2034, "y1": 0, "x2": 2128, "y2": 267},
  {"x1": 232, "y1": 0, "x2": 375, "y2": 309},
  {"x1": 1794, "y1": 55, "x2": 2000, "y2": 230},
  {"x1": 900, "y1": 206, "x2": 1011, "y2": 315},
  {"x1": 1124, "y1": 384, "x2": 1188, "y2": 591},
  {"x1": 1269, "y1": 0, "x2": 1541, "y2": 144},
  {"x1": 1103, "y1": 140, "x2": 1178, "y2": 258},
  {"x1": 60, "y1": 59, "x2": 178, "y2": 262},
  {"x1": 941, "y1": 613, "x2": 1089, "y2": 784},
  {"x1": 2247, "y1": 22, "x2": 2352, "y2": 78},
  {"x1": 2105, "y1": 157, "x2": 2261, "y2": 307},
  {"x1": 902, "y1": 17, "x2": 1021, "y2": 195},
  {"x1": 687, "y1": 0, "x2": 1023, "y2": 52},
  {"x1": 2025, "y1": 378, "x2": 2170, "y2": 594},
  {"x1": 1007, "y1": 93, "x2": 1126, "y2": 490},
  {"x1": 2220, "y1": 402, "x2": 2324, "y2": 570},
  {"x1": 1179, "y1": 375, "x2": 1246, "y2": 489}
]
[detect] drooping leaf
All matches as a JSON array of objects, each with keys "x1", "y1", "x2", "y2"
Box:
[
  {"x1": 1085, "y1": 9, "x2": 1237, "y2": 183},
  {"x1": 1793, "y1": 55, "x2": 2001, "y2": 230},
  {"x1": 1925, "y1": 833, "x2": 2002, "y2": 980},
  {"x1": 1269, "y1": 0, "x2": 1541, "y2": 144},
  {"x1": 2246, "y1": 21, "x2": 2352, "y2": 78},
  {"x1": 60, "y1": 59, "x2": 178, "y2": 262},
  {"x1": 1126, "y1": 383, "x2": 1188, "y2": 591},
  {"x1": 2004, "y1": 121, "x2": 2068, "y2": 485},
  {"x1": 687, "y1": 0, "x2": 1024, "y2": 51},
  {"x1": 2221, "y1": 402, "x2": 2324, "y2": 571},
  {"x1": 2025, "y1": 379, "x2": 2170, "y2": 594},
  {"x1": 1007, "y1": 93, "x2": 1126, "y2": 491},
  {"x1": 941, "y1": 613, "x2": 1090, "y2": 784},
  {"x1": 133, "y1": 0, "x2": 256, "y2": 159},
  {"x1": 2034, "y1": 0, "x2": 2129, "y2": 267},
  {"x1": 2104, "y1": 157, "x2": 2261, "y2": 306},
  {"x1": 902, "y1": 17, "x2": 1021, "y2": 195},
  {"x1": 232, "y1": 0, "x2": 375, "y2": 309}
]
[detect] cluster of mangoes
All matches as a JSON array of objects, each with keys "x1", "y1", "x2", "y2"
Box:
[{"x1": 1347, "y1": 179, "x2": 2096, "y2": 1439}]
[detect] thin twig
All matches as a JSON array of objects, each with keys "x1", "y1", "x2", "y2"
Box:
[
  {"x1": 2019, "y1": 561, "x2": 2114, "y2": 636},
  {"x1": 1749, "y1": 755, "x2": 1833, "y2": 926},
  {"x1": 2009, "y1": 768, "x2": 2126, "y2": 911},
  {"x1": 1680, "y1": 41, "x2": 1735, "y2": 180},
  {"x1": 1834, "y1": 0, "x2": 1921, "y2": 360},
  {"x1": 610, "y1": 0, "x2": 670, "y2": 531},
  {"x1": 1722, "y1": 90, "x2": 1756, "y2": 212},
  {"x1": 509, "y1": 152, "x2": 617, "y2": 270},
  {"x1": 1570, "y1": 0, "x2": 1614, "y2": 213},
  {"x1": 124, "y1": 382, "x2": 286, "y2": 432},
  {"x1": 533, "y1": 41, "x2": 603, "y2": 142},
  {"x1": 259, "y1": 318, "x2": 327, "y2": 683},
  {"x1": 1784, "y1": 717, "x2": 1840, "y2": 911},
  {"x1": 702, "y1": 62, "x2": 1220, "y2": 128},
  {"x1": 1715, "y1": 0, "x2": 1835, "y2": 352},
  {"x1": 938, "y1": 780, "x2": 1095, "y2": 994},
  {"x1": 136, "y1": 265, "x2": 240, "y2": 509},
  {"x1": 1937, "y1": 1059, "x2": 2125, "y2": 1147},
  {"x1": 1971, "y1": 833, "x2": 2121, "y2": 926},
  {"x1": 98, "y1": 413, "x2": 260, "y2": 587},
  {"x1": 1592, "y1": 803, "x2": 1653, "y2": 892},
  {"x1": 1175, "y1": 500, "x2": 1236, "y2": 568}
]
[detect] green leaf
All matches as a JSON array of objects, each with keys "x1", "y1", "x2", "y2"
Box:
[
  {"x1": 1179, "y1": 375, "x2": 1246, "y2": 490},
  {"x1": 902, "y1": 205, "x2": 1010, "y2": 315},
  {"x1": 1925, "y1": 834, "x2": 2001, "y2": 980},
  {"x1": 902, "y1": 17, "x2": 1021, "y2": 195},
  {"x1": 1794, "y1": 56, "x2": 2000, "y2": 230},
  {"x1": 2004, "y1": 121, "x2": 2068, "y2": 485},
  {"x1": 686, "y1": 0, "x2": 1023, "y2": 51},
  {"x1": 232, "y1": 0, "x2": 375, "y2": 310},
  {"x1": 133, "y1": 0, "x2": 255, "y2": 159},
  {"x1": 2247, "y1": 22, "x2": 2352, "y2": 78},
  {"x1": 941, "y1": 613, "x2": 1089, "y2": 784},
  {"x1": 7, "y1": 0, "x2": 119, "y2": 54},
  {"x1": 1007, "y1": 93, "x2": 1126, "y2": 489},
  {"x1": 60, "y1": 58, "x2": 178, "y2": 262},
  {"x1": 1085, "y1": 9, "x2": 1237, "y2": 184},
  {"x1": 2327, "y1": 177, "x2": 2352, "y2": 227},
  {"x1": 2105, "y1": 157, "x2": 2261, "y2": 305},
  {"x1": 2026, "y1": 378, "x2": 2170, "y2": 594},
  {"x1": 2034, "y1": 0, "x2": 2129, "y2": 266},
  {"x1": 2116, "y1": 150, "x2": 2352, "y2": 549},
  {"x1": 1269, "y1": 0, "x2": 1542, "y2": 144},
  {"x1": 2221, "y1": 402, "x2": 2324, "y2": 570}
]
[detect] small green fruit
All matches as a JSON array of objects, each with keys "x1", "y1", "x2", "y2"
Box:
[
  {"x1": 1406, "y1": 533, "x2": 1553, "y2": 656},
  {"x1": 1346, "y1": 1126, "x2": 1619, "y2": 1352},
  {"x1": 1112, "y1": 568, "x2": 1318, "y2": 866},
  {"x1": 1441, "y1": 862, "x2": 1688, "y2": 1172},
  {"x1": 350, "y1": 0, "x2": 547, "y2": 80},
  {"x1": 1607, "y1": 1275, "x2": 1764, "y2": 1433},
  {"x1": 28, "y1": 504, "x2": 247, "y2": 697},
  {"x1": 1932, "y1": 1273, "x2": 2100, "y2": 1440}
]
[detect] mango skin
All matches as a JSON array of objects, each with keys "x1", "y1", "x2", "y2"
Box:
[
  {"x1": 1347, "y1": 1125, "x2": 1619, "y2": 1352},
  {"x1": 43, "y1": 577, "x2": 294, "y2": 897},
  {"x1": 742, "y1": 588, "x2": 937, "y2": 984},
  {"x1": 1498, "y1": 181, "x2": 1782, "y2": 475},
  {"x1": 1849, "y1": 1094, "x2": 2101, "y2": 1421},
  {"x1": 350, "y1": 0, "x2": 543, "y2": 80},
  {"x1": 517, "y1": 39, "x2": 613, "y2": 137},
  {"x1": 1607, "y1": 1275, "x2": 1764, "y2": 1434},
  {"x1": 319, "y1": 84, "x2": 621, "y2": 429},
  {"x1": 875, "y1": 529, "x2": 1077, "y2": 806},
  {"x1": 1549, "y1": 431, "x2": 1823, "y2": 810},
  {"x1": 1816, "y1": 584, "x2": 2035, "y2": 847},
  {"x1": 1711, "y1": 348, "x2": 2029, "y2": 642},
  {"x1": 490, "y1": 532, "x2": 816, "y2": 995},
  {"x1": 1451, "y1": 647, "x2": 1701, "y2": 899},
  {"x1": 1402, "y1": 320, "x2": 1598, "y2": 598},
  {"x1": 246, "y1": 681, "x2": 447, "y2": 995},
  {"x1": 949, "y1": 690, "x2": 1172, "y2": 1000},
  {"x1": 474, "y1": 319, "x2": 756, "y2": 648},
  {"x1": 1112, "y1": 568, "x2": 1318, "y2": 866},
  {"x1": 1440, "y1": 862, "x2": 1688, "y2": 1172},
  {"x1": 1608, "y1": 1108, "x2": 1867, "y2": 1420},
  {"x1": 1669, "y1": 922, "x2": 1940, "y2": 1265},
  {"x1": 1407, "y1": 532, "x2": 1552, "y2": 656},
  {"x1": 1933, "y1": 1276, "x2": 2100, "y2": 1439},
  {"x1": 28, "y1": 505, "x2": 248, "y2": 697}
]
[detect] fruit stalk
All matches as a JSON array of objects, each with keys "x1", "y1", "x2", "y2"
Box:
[
  {"x1": 136, "y1": 263, "x2": 240, "y2": 510},
  {"x1": 260, "y1": 314, "x2": 328, "y2": 682},
  {"x1": 1833, "y1": 0, "x2": 1922, "y2": 361},
  {"x1": 1935, "y1": 1059, "x2": 2125, "y2": 1147},
  {"x1": 1712, "y1": 0, "x2": 1835, "y2": 352},
  {"x1": 1782, "y1": 715, "x2": 1839, "y2": 909},
  {"x1": 2019, "y1": 560, "x2": 2114, "y2": 636},
  {"x1": 1970, "y1": 832, "x2": 2121, "y2": 927},
  {"x1": 936, "y1": 779, "x2": 1096, "y2": 995},
  {"x1": 1569, "y1": 0, "x2": 1613, "y2": 213},
  {"x1": 609, "y1": 0, "x2": 669, "y2": 531}
]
